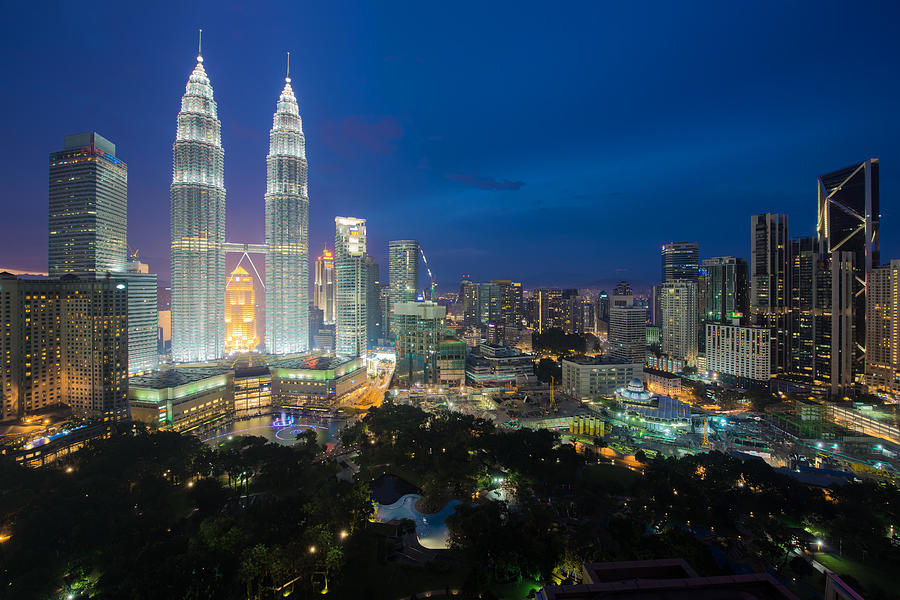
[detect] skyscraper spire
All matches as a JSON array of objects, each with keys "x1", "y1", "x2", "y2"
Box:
[
  {"x1": 170, "y1": 38, "x2": 226, "y2": 362},
  {"x1": 286, "y1": 51, "x2": 290, "y2": 82},
  {"x1": 198, "y1": 28, "x2": 203, "y2": 62},
  {"x1": 265, "y1": 58, "x2": 309, "y2": 354}
]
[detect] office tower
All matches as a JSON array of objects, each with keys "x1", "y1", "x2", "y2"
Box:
[
  {"x1": 48, "y1": 132, "x2": 127, "y2": 277},
  {"x1": 788, "y1": 237, "x2": 818, "y2": 382},
  {"x1": 609, "y1": 282, "x2": 646, "y2": 363},
  {"x1": 335, "y1": 217, "x2": 367, "y2": 357},
  {"x1": 170, "y1": 48, "x2": 226, "y2": 363},
  {"x1": 265, "y1": 67, "x2": 309, "y2": 355},
  {"x1": 366, "y1": 257, "x2": 382, "y2": 348},
  {"x1": 388, "y1": 240, "x2": 420, "y2": 336},
  {"x1": 701, "y1": 257, "x2": 748, "y2": 324},
  {"x1": 0, "y1": 274, "x2": 128, "y2": 422},
  {"x1": 380, "y1": 286, "x2": 391, "y2": 340},
  {"x1": 750, "y1": 214, "x2": 790, "y2": 371},
  {"x1": 493, "y1": 280, "x2": 523, "y2": 325},
  {"x1": 596, "y1": 291, "x2": 610, "y2": 323},
  {"x1": 314, "y1": 248, "x2": 336, "y2": 324},
  {"x1": 865, "y1": 260, "x2": 900, "y2": 395},
  {"x1": 611, "y1": 281, "x2": 633, "y2": 307},
  {"x1": 394, "y1": 300, "x2": 447, "y2": 386},
  {"x1": 225, "y1": 266, "x2": 259, "y2": 354},
  {"x1": 661, "y1": 242, "x2": 698, "y2": 282},
  {"x1": 818, "y1": 159, "x2": 880, "y2": 379},
  {"x1": 659, "y1": 281, "x2": 698, "y2": 367},
  {"x1": 124, "y1": 257, "x2": 159, "y2": 375},
  {"x1": 475, "y1": 282, "x2": 502, "y2": 325},
  {"x1": 650, "y1": 284, "x2": 661, "y2": 326}
]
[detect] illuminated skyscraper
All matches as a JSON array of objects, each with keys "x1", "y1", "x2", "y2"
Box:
[
  {"x1": 388, "y1": 240, "x2": 419, "y2": 336},
  {"x1": 750, "y1": 214, "x2": 790, "y2": 371},
  {"x1": 661, "y1": 242, "x2": 698, "y2": 282},
  {"x1": 335, "y1": 217, "x2": 367, "y2": 357},
  {"x1": 225, "y1": 266, "x2": 259, "y2": 354},
  {"x1": 314, "y1": 248, "x2": 336, "y2": 324},
  {"x1": 49, "y1": 132, "x2": 127, "y2": 277},
  {"x1": 659, "y1": 280, "x2": 698, "y2": 367},
  {"x1": 170, "y1": 42, "x2": 226, "y2": 363},
  {"x1": 265, "y1": 58, "x2": 309, "y2": 354}
]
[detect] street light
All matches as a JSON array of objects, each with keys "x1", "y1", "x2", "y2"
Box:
[
  {"x1": 339, "y1": 530, "x2": 348, "y2": 540},
  {"x1": 309, "y1": 545, "x2": 316, "y2": 554}
]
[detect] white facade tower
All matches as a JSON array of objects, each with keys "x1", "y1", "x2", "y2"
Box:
[
  {"x1": 335, "y1": 217, "x2": 368, "y2": 357},
  {"x1": 170, "y1": 36, "x2": 226, "y2": 363},
  {"x1": 265, "y1": 54, "x2": 309, "y2": 354}
]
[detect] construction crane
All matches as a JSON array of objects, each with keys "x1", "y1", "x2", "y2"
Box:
[
  {"x1": 701, "y1": 415, "x2": 712, "y2": 449},
  {"x1": 419, "y1": 246, "x2": 437, "y2": 300}
]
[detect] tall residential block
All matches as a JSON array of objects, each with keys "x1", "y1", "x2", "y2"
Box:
[
  {"x1": 265, "y1": 69, "x2": 309, "y2": 354},
  {"x1": 659, "y1": 280, "x2": 698, "y2": 367},
  {"x1": 335, "y1": 217, "x2": 367, "y2": 357},
  {"x1": 170, "y1": 49, "x2": 226, "y2": 362},
  {"x1": 314, "y1": 248, "x2": 336, "y2": 324},
  {"x1": 865, "y1": 260, "x2": 900, "y2": 396},
  {"x1": 817, "y1": 159, "x2": 880, "y2": 380},
  {"x1": 388, "y1": 240, "x2": 419, "y2": 336},
  {"x1": 661, "y1": 242, "x2": 698, "y2": 282},
  {"x1": 225, "y1": 266, "x2": 259, "y2": 354},
  {"x1": 49, "y1": 132, "x2": 127, "y2": 277},
  {"x1": 750, "y1": 214, "x2": 790, "y2": 371},
  {"x1": 0, "y1": 274, "x2": 128, "y2": 422},
  {"x1": 706, "y1": 323, "x2": 774, "y2": 383}
]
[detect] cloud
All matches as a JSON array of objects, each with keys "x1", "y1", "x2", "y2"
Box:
[
  {"x1": 444, "y1": 172, "x2": 525, "y2": 191},
  {"x1": 320, "y1": 115, "x2": 404, "y2": 158}
]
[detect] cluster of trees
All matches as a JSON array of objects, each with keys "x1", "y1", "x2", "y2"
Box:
[
  {"x1": 531, "y1": 327, "x2": 586, "y2": 356},
  {"x1": 0, "y1": 427, "x2": 375, "y2": 599}
]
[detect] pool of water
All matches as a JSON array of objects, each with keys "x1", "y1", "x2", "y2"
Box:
[
  {"x1": 375, "y1": 493, "x2": 463, "y2": 549},
  {"x1": 202, "y1": 412, "x2": 341, "y2": 447}
]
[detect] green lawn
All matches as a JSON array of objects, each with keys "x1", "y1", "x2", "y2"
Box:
[{"x1": 817, "y1": 553, "x2": 894, "y2": 598}]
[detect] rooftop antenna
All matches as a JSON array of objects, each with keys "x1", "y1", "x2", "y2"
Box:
[
  {"x1": 286, "y1": 51, "x2": 291, "y2": 82},
  {"x1": 197, "y1": 28, "x2": 203, "y2": 62}
]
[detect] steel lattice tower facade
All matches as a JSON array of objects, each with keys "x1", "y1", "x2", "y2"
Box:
[
  {"x1": 170, "y1": 49, "x2": 226, "y2": 362},
  {"x1": 265, "y1": 70, "x2": 309, "y2": 354}
]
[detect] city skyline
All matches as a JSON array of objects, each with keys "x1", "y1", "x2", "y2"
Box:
[{"x1": 1, "y1": 2, "x2": 898, "y2": 289}]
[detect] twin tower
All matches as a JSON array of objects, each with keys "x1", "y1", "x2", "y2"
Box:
[{"x1": 170, "y1": 44, "x2": 309, "y2": 362}]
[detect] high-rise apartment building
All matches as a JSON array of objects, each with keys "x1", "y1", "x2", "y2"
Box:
[
  {"x1": 170, "y1": 49, "x2": 226, "y2": 363},
  {"x1": 48, "y1": 132, "x2": 127, "y2": 277},
  {"x1": 659, "y1": 281, "x2": 698, "y2": 367},
  {"x1": 865, "y1": 260, "x2": 900, "y2": 396},
  {"x1": 661, "y1": 242, "x2": 698, "y2": 282},
  {"x1": 0, "y1": 274, "x2": 128, "y2": 422},
  {"x1": 493, "y1": 280, "x2": 523, "y2": 325},
  {"x1": 705, "y1": 323, "x2": 773, "y2": 383},
  {"x1": 701, "y1": 257, "x2": 748, "y2": 324},
  {"x1": 388, "y1": 240, "x2": 419, "y2": 336},
  {"x1": 335, "y1": 217, "x2": 367, "y2": 357},
  {"x1": 750, "y1": 214, "x2": 790, "y2": 372},
  {"x1": 314, "y1": 248, "x2": 336, "y2": 324},
  {"x1": 225, "y1": 266, "x2": 259, "y2": 354},
  {"x1": 265, "y1": 67, "x2": 309, "y2": 355},
  {"x1": 817, "y1": 160, "x2": 880, "y2": 381},
  {"x1": 596, "y1": 291, "x2": 610, "y2": 323},
  {"x1": 533, "y1": 288, "x2": 578, "y2": 333},
  {"x1": 608, "y1": 284, "x2": 646, "y2": 364}
]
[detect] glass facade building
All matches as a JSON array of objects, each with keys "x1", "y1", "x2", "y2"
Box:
[
  {"x1": 661, "y1": 242, "x2": 698, "y2": 282},
  {"x1": 335, "y1": 217, "x2": 368, "y2": 357},
  {"x1": 388, "y1": 240, "x2": 419, "y2": 336},
  {"x1": 265, "y1": 72, "x2": 309, "y2": 355},
  {"x1": 49, "y1": 132, "x2": 127, "y2": 277},
  {"x1": 170, "y1": 51, "x2": 226, "y2": 363}
]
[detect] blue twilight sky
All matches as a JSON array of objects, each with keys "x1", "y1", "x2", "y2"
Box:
[{"x1": 0, "y1": 1, "x2": 898, "y2": 292}]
